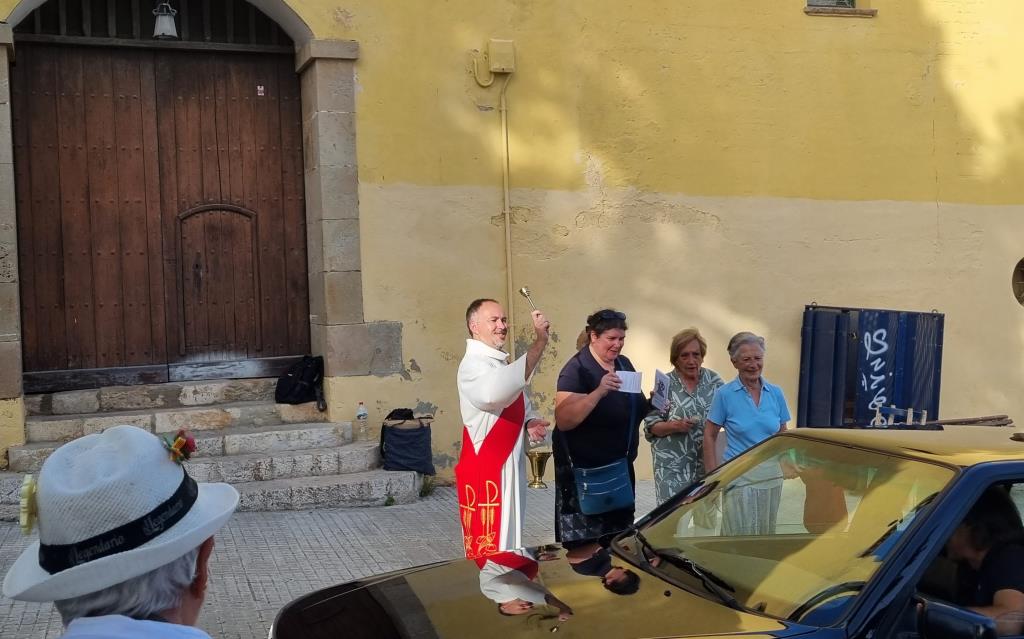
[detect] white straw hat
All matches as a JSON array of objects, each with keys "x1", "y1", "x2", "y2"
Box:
[{"x1": 3, "y1": 425, "x2": 238, "y2": 602}]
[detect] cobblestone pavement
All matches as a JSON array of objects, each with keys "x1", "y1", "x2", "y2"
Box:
[{"x1": 1, "y1": 481, "x2": 657, "y2": 639}]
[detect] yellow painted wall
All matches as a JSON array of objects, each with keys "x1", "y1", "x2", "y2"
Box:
[
  {"x1": 4, "y1": 1, "x2": 1024, "y2": 480},
  {"x1": 308, "y1": 0, "x2": 1024, "y2": 479},
  {"x1": 283, "y1": 0, "x2": 1024, "y2": 204}
]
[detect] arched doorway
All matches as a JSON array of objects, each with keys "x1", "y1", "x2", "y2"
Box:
[{"x1": 11, "y1": 0, "x2": 311, "y2": 391}]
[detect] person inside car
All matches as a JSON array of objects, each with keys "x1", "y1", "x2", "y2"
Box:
[{"x1": 944, "y1": 486, "x2": 1024, "y2": 635}]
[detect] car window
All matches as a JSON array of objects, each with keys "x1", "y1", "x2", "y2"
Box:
[
  {"x1": 910, "y1": 481, "x2": 1024, "y2": 639},
  {"x1": 636, "y1": 435, "x2": 955, "y2": 622},
  {"x1": 1011, "y1": 484, "x2": 1024, "y2": 519}
]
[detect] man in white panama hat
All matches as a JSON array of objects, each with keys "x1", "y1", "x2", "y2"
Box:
[{"x1": 3, "y1": 424, "x2": 239, "y2": 638}]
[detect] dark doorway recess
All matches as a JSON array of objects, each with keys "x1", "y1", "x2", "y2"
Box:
[{"x1": 13, "y1": 33, "x2": 309, "y2": 392}]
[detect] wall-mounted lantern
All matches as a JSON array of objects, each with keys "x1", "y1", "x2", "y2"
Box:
[{"x1": 153, "y1": 2, "x2": 179, "y2": 40}]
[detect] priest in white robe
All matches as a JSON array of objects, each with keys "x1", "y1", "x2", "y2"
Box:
[{"x1": 456, "y1": 298, "x2": 550, "y2": 558}]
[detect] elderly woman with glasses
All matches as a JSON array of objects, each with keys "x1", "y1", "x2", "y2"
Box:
[
  {"x1": 643, "y1": 328, "x2": 724, "y2": 506},
  {"x1": 553, "y1": 309, "x2": 644, "y2": 551},
  {"x1": 703, "y1": 332, "x2": 791, "y2": 535}
]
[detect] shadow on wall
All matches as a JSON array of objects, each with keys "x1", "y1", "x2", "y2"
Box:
[
  {"x1": 438, "y1": 0, "x2": 1024, "y2": 434},
  {"x1": 334, "y1": 0, "x2": 1024, "y2": 477}
]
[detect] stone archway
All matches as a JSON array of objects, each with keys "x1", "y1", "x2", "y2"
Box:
[
  {"x1": 5, "y1": 0, "x2": 313, "y2": 45},
  {"x1": 0, "y1": 23, "x2": 21, "y2": 458}
]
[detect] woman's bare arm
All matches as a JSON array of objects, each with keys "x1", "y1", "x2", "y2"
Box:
[
  {"x1": 555, "y1": 391, "x2": 599, "y2": 431},
  {"x1": 703, "y1": 421, "x2": 722, "y2": 472},
  {"x1": 650, "y1": 419, "x2": 689, "y2": 437},
  {"x1": 554, "y1": 371, "x2": 621, "y2": 430}
]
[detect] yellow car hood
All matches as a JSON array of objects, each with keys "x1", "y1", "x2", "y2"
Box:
[{"x1": 272, "y1": 551, "x2": 816, "y2": 639}]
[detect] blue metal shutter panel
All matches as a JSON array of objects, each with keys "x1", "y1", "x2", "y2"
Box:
[
  {"x1": 853, "y1": 310, "x2": 901, "y2": 424},
  {"x1": 798, "y1": 307, "x2": 851, "y2": 426},
  {"x1": 798, "y1": 305, "x2": 943, "y2": 427},
  {"x1": 895, "y1": 312, "x2": 944, "y2": 420}
]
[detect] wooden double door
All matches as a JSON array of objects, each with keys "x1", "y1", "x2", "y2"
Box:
[{"x1": 13, "y1": 44, "x2": 309, "y2": 391}]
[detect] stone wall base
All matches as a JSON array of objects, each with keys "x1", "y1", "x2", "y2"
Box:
[{"x1": 0, "y1": 397, "x2": 25, "y2": 470}]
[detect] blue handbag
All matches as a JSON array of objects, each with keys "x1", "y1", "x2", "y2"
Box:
[
  {"x1": 572, "y1": 457, "x2": 634, "y2": 515},
  {"x1": 569, "y1": 362, "x2": 637, "y2": 515}
]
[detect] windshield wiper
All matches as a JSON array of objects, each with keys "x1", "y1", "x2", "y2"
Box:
[{"x1": 629, "y1": 528, "x2": 745, "y2": 612}]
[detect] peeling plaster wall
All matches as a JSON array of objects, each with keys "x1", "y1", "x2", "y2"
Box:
[
  {"x1": 353, "y1": 182, "x2": 1024, "y2": 481},
  {"x1": 336, "y1": 0, "x2": 1024, "y2": 481},
  {"x1": 330, "y1": 0, "x2": 1024, "y2": 480},
  {"x1": 4, "y1": 1, "x2": 1024, "y2": 479}
]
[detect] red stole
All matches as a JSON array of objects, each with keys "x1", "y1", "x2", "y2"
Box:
[
  {"x1": 476, "y1": 551, "x2": 539, "y2": 580},
  {"x1": 456, "y1": 393, "x2": 525, "y2": 559}
]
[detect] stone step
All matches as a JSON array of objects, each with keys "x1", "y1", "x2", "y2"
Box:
[
  {"x1": 234, "y1": 469, "x2": 422, "y2": 511},
  {"x1": 1, "y1": 471, "x2": 20, "y2": 501},
  {"x1": 9, "y1": 422, "x2": 352, "y2": 473},
  {"x1": 0, "y1": 465, "x2": 420, "y2": 519},
  {"x1": 25, "y1": 400, "x2": 327, "y2": 443},
  {"x1": 187, "y1": 442, "x2": 380, "y2": 484},
  {"x1": 0, "y1": 472, "x2": 22, "y2": 522},
  {"x1": 25, "y1": 378, "x2": 278, "y2": 416}
]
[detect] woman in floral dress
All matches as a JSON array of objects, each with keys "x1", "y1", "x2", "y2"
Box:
[{"x1": 643, "y1": 328, "x2": 723, "y2": 505}]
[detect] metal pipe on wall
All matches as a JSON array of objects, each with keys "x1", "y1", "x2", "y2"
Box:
[
  {"x1": 498, "y1": 74, "x2": 516, "y2": 358},
  {"x1": 474, "y1": 42, "x2": 518, "y2": 357}
]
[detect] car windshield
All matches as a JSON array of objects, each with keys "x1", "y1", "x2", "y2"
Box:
[{"x1": 628, "y1": 434, "x2": 955, "y2": 621}]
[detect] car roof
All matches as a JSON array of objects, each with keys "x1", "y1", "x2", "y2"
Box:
[{"x1": 784, "y1": 425, "x2": 1024, "y2": 467}]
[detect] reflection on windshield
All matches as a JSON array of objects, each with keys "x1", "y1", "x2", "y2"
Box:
[{"x1": 637, "y1": 435, "x2": 954, "y2": 622}]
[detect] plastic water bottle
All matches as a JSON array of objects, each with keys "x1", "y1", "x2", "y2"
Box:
[{"x1": 355, "y1": 401, "x2": 369, "y2": 440}]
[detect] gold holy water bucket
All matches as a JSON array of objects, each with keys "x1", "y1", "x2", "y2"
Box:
[{"x1": 527, "y1": 449, "x2": 552, "y2": 489}]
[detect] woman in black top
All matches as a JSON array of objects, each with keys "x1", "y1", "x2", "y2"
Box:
[{"x1": 553, "y1": 309, "x2": 644, "y2": 548}]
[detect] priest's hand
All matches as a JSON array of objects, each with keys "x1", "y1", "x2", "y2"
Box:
[
  {"x1": 532, "y1": 310, "x2": 550, "y2": 340},
  {"x1": 527, "y1": 419, "x2": 550, "y2": 444}
]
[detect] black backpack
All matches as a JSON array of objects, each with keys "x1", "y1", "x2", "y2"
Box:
[{"x1": 275, "y1": 355, "x2": 326, "y2": 411}]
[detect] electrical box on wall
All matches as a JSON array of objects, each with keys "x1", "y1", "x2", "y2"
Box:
[{"x1": 488, "y1": 39, "x2": 516, "y2": 73}]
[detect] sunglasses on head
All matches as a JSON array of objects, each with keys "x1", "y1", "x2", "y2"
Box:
[{"x1": 595, "y1": 310, "x2": 626, "y2": 321}]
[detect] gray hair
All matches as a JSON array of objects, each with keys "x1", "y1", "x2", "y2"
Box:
[
  {"x1": 54, "y1": 547, "x2": 200, "y2": 625},
  {"x1": 727, "y1": 332, "x2": 766, "y2": 360}
]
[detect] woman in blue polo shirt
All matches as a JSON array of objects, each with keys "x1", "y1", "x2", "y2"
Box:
[{"x1": 703, "y1": 331, "x2": 791, "y2": 535}]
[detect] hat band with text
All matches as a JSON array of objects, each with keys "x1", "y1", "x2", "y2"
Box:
[{"x1": 38, "y1": 472, "x2": 199, "y2": 574}]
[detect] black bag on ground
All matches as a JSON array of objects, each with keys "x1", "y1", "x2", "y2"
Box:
[
  {"x1": 275, "y1": 355, "x2": 326, "y2": 411},
  {"x1": 380, "y1": 409, "x2": 435, "y2": 475}
]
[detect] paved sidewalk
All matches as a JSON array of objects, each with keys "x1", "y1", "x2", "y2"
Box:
[{"x1": 1, "y1": 481, "x2": 657, "y2": 639}]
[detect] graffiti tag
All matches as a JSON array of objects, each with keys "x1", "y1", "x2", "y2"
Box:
[{"x1": 860, "y1": 329, "x2": 890, "y2": 410}]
